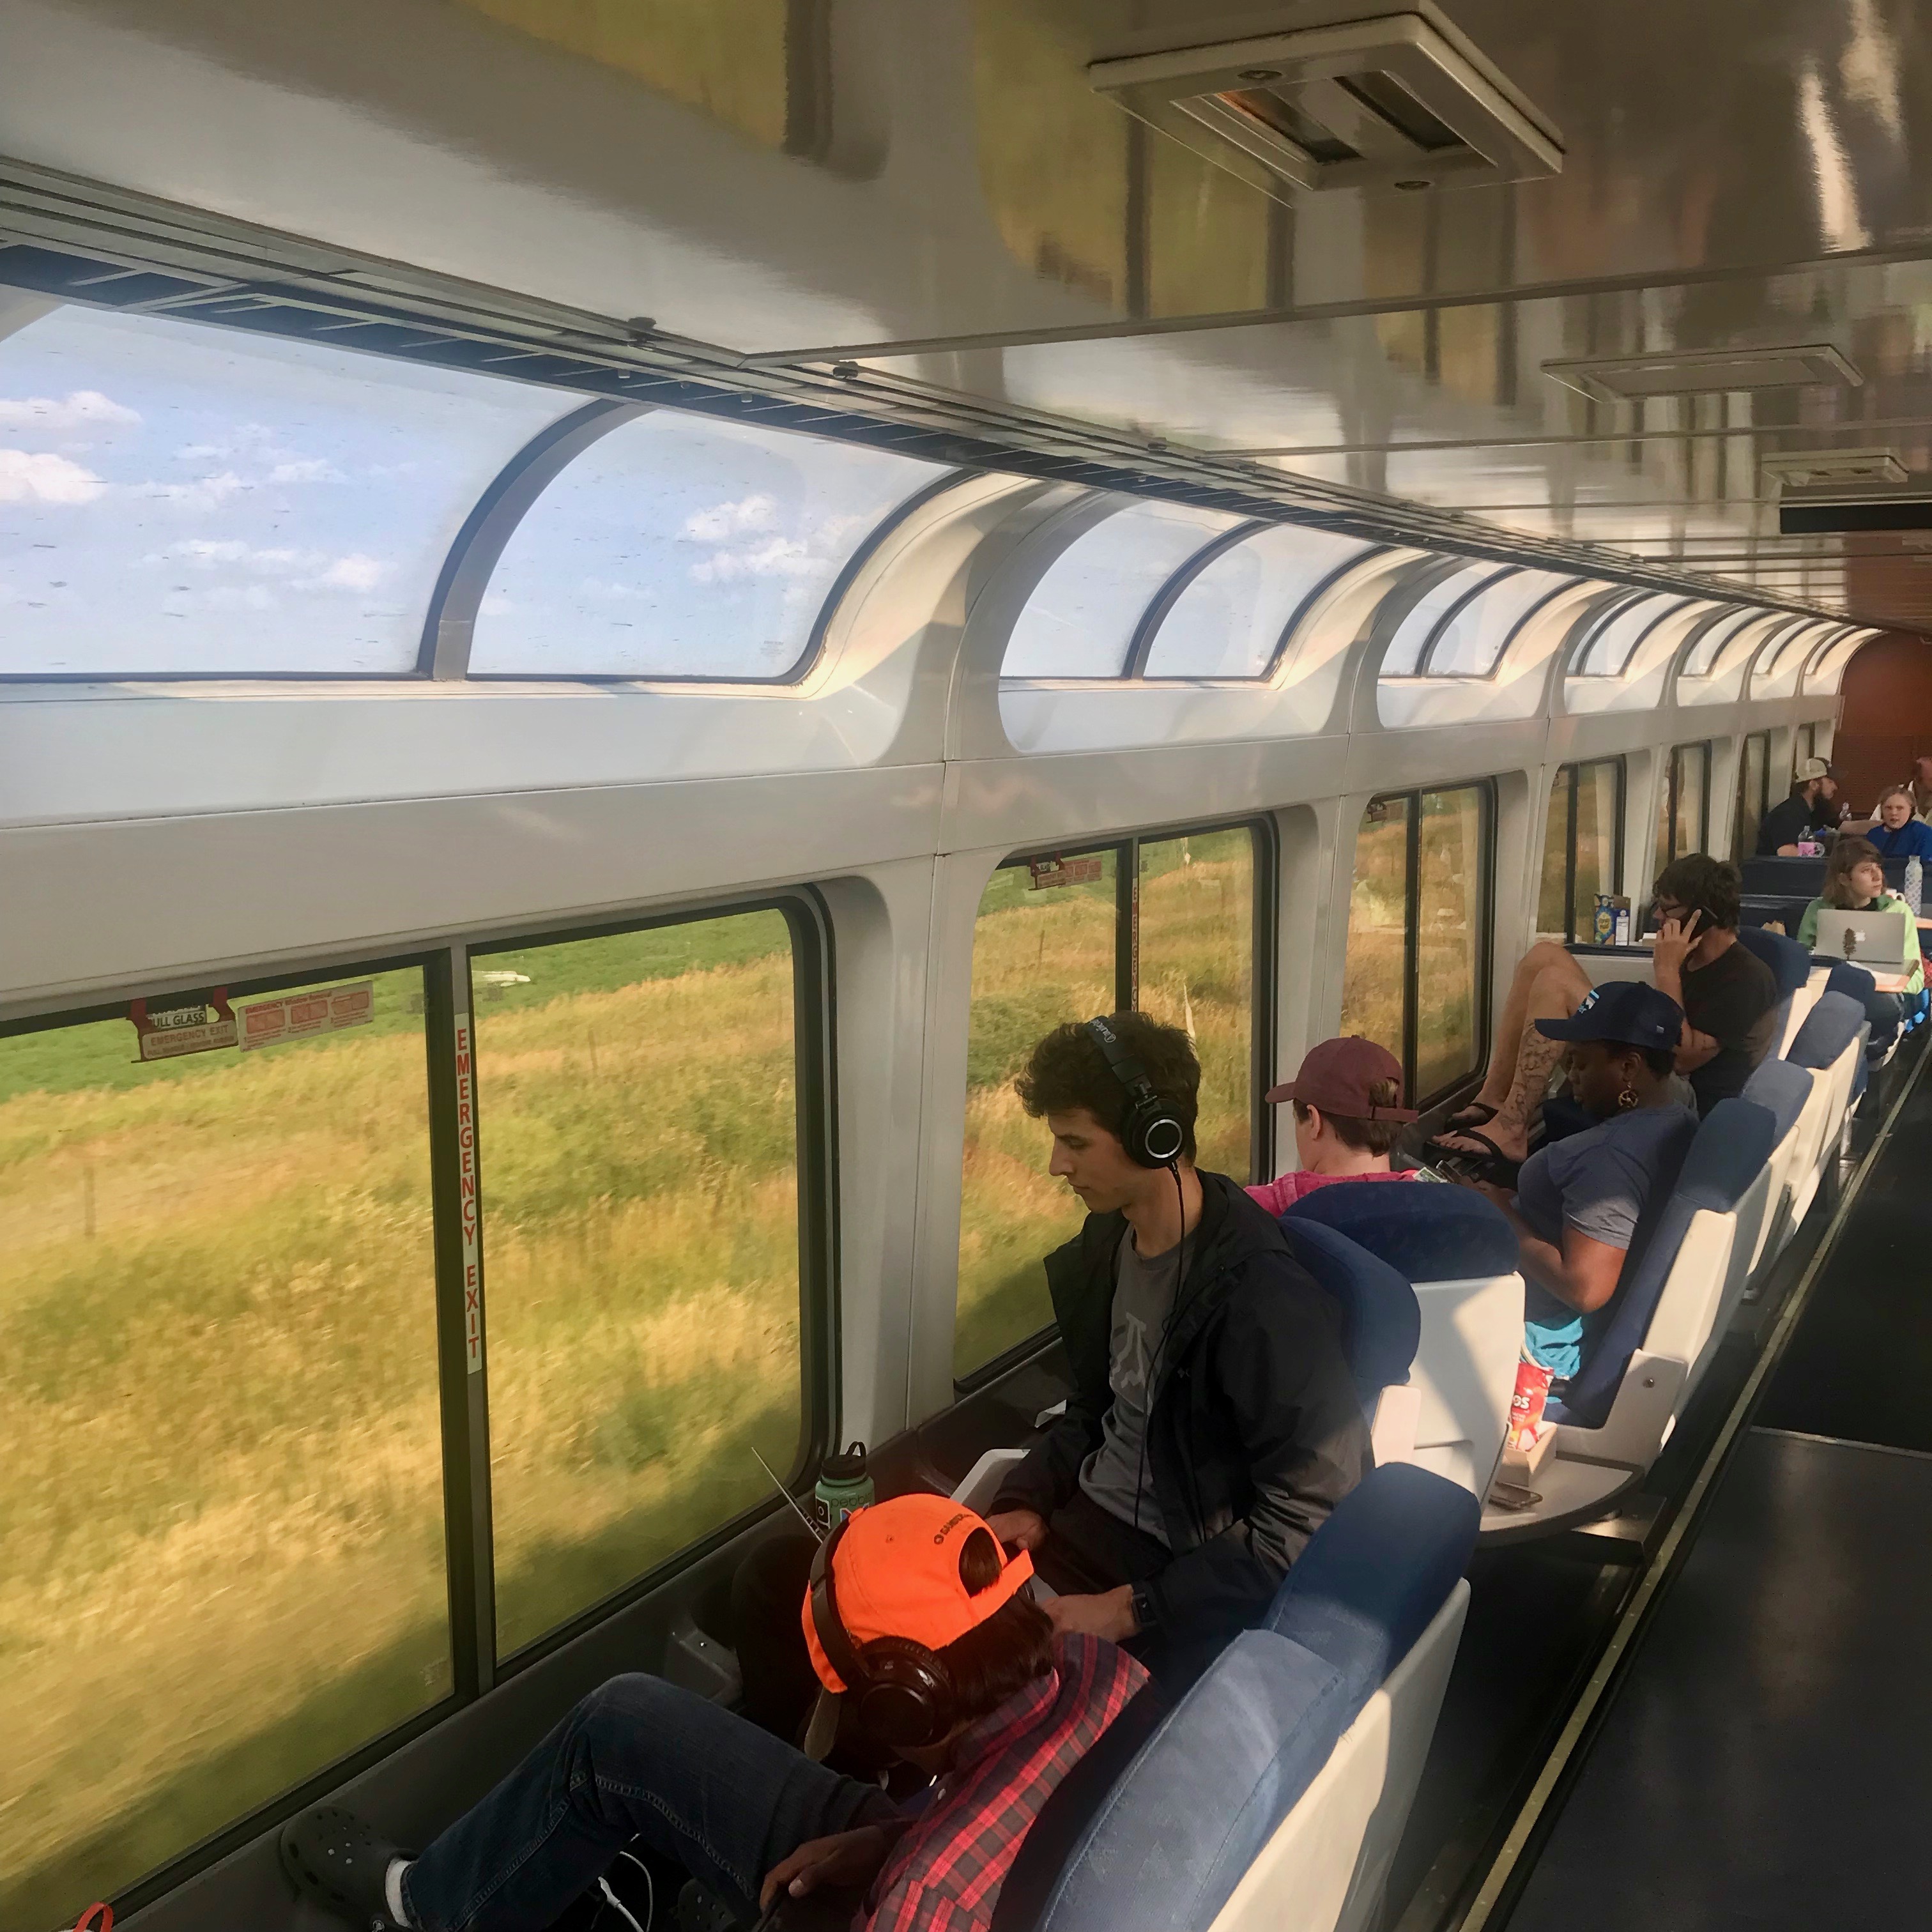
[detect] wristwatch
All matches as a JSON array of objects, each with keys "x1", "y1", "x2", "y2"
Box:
[{"x1": 1130, "y1": 1581, "x2": 1161, "y2": 1636}]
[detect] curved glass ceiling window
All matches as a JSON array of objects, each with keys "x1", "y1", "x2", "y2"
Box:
[
  {"x1": 1420, "y1": 566, "x2": 1579, "y2": 677},
  {"x1": 0, "y1": 302, "x2": 569, "y2": 677},
  {"x1": 1761, "y1": 618, "x2": 1843, "y2": 678},
  {"x1": 1142, "y1": 524, "x2": 1371, "y2": 679},
  {"x1": 1572, "y1": 591, "x2": 1692, "y2": 676},
  {"x1": 1003, "y1": 498, "x2": 1242, "y2": 678},
  {"x1": 1681, "y1": 604, "x2": 1765, "y2": 677},
  {"x1": 468, "y1": 413, "x2": 946, "y2": 679},
  {"x1": 1379, "y1": 562, "x2": 1512, "y2": 677}
]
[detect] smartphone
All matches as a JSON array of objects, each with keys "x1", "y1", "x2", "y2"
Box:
[{"x1": 1487, "y1": 1480, "x2": 1542, "y2": 1512}]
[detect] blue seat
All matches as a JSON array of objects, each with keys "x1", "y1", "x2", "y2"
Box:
[
  {"x1": 1037, "y1": 1466, "x2": 1479, "y2": 1932},
  {"x1": 1742, "y1": 1055, "x2": 1810, "y2": 1139},
  {"x1": 1736, "y1": 924, "x2": 1812, "y2": 1052},
  {"x1": 1284, "y1": 1179, "x2": 1518, "y2": 1282},
  {"x1": 1788, "y1": 989, "x2": 1864, "y2": 1071},
  {"x1": 1276, "y1": 1219, "x2": 1420, "y2": 1411},
  {"x1": 1545, "y1": 1105, "x2": 1712, "y2": 1429}
]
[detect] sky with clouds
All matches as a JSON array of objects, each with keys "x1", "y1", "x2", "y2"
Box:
[
  {"x1": 468, "y1": 411, "x2": 944, "y2": 678},
  {"x1": 0, "y1": 303, "x2": 942, "y2": 678}
]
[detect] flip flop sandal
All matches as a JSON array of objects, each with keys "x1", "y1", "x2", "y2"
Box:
[
  {"x1": 279, "y1": 1805, "x2": 411, "y2": 1931},
  {"x1": 1422, "y1": 1128, "x2": 1522, "y2": 1190},
  {"x1": 1445, "y1": 1101, "x2": 1499, "y2": 1131}
]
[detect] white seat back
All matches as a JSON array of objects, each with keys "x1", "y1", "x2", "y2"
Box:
[
  {"x1": 1781, "y1": 967, "x2": 1830, "y2": 1057},
  {"x1": 1400, "y1": 1275, "x2": 1523, "y2": 1498},
  {"x1": 1207, "y1": 1583, "x2": 1471, "y2": 1932}
]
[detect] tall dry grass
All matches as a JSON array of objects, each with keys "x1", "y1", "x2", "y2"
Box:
[
  {"x1": 954, "y1": 834, "x2": 1255, "y2": 1376},
  {"x1": 0, "y1": 926, "x2": 802, "y2": 1930}
]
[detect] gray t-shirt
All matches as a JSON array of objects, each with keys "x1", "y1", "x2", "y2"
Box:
[{"x1": 1078, "y1": 1226, "x2": 1181, "y2": 1545}]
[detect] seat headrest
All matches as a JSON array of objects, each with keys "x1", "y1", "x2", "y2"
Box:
[
  {"x1": 1736, "y1": 923, "x2": 1813, "y2": 996},
  {"x1": 1789, "y1": 990, "x2": 1865, "y2": 1068},
  {"x1": 1824, "y1": 959, "x2": 1878, "y2": 1004},
  {"x1": 1742, "y1": 1055, "x2": 1812, "y2": 1137},
  {"x1": 1284, "y1": 1178, "x2": 1519, "y2": 1282},
  {"x1": 1035, "y1": 1465, "x2": 1476, "y2": 1932},
  {"x1": 1265, "y1": 1462, "x2": 1478, "y2": 1682},
  {"x1": 1276, "y1": 1219, "x2": 1420, "y2": 1405},
  {"x1": 1557, "y1": 1100, "x2": 1768, "y2": 1429}
]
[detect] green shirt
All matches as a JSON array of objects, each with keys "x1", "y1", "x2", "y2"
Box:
[{"x1": 1797, "y1": 891, "x2": 1924, "y2": 993}]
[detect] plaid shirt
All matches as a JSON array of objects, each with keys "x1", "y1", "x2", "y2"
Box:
[{"x1": 861, "y1": 1635, "x2": 1148, "y2": 1932}]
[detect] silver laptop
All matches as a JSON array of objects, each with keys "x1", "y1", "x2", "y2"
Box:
[{"x1": 1813, "y1": 905, "x2": 1910, "y2": 970}]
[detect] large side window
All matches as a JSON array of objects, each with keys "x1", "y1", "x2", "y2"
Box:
[
  {"x1": 1734, "y1": 732, "x2": 1771, "y2": 862},
  {"x1": 1655, "y1": 742, "x2": 1712, "y2": 877},
  {"x1": 1537, "y1": 759, "x2": 1627, "y2": 941},
  {"x1": 1342, "y1": 785, "x2": 1494, "y2": 1105},
  {"x1": 955, "y1": 825, "x2": 1266, "y2": 1380},
  {"x1": 1, "y1": 970, "x2": 448, "y2": 1929},
  {"x1": 470, "y1": 908, "x2": 813, "y2": 1659}
]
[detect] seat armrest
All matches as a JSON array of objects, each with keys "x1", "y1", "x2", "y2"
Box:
[{"x1": 954, "y1": 1446, "x2": 1029, "y2": 1513}]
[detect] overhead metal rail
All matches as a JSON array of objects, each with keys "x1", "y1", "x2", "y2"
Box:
[{"x1": 0, "y1": 155, "x2": 1863, "y2": 631}]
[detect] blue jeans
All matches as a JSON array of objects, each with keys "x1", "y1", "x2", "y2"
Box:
[{"x1": 403, "y1": 1675, "x2": 900, "y2": 1931}]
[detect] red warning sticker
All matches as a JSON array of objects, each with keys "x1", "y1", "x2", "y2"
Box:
[
  {"x1": 129, "y1": 990, "x2": 236, "y2": 1062},
  {"x1": 238, "y1": 981, "x2": 376, "y2": 1051}
]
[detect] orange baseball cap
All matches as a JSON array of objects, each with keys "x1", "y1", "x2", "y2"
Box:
[{"x1": 800, "y1": 1493, "x2": 1036, "y2": 1694}]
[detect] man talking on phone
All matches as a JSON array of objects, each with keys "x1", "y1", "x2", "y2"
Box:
[{"x1": 1646, "y1": 854, "x2": 1778, "y2": 1112}]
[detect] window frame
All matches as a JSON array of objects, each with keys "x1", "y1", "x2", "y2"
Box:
[
  {"x1": 1657, "y1": 740, "x2": 1713, "y2": 872},
  {"x1": 0, "y1": 893, "x2": 836, "y2": 1919},
  {"x1": 1547, "y1": 756, "x2": 1627, "y2": 942},
  {"x1": 1351, "y1": 780, "x2": 1497, "y2": 1108},
  {"x1": 1409, "y1": 565, "x2": 1581, "y2": 680},
  {"x1": 463, "y1": 889, "x2": 837, "y2": 1673},
  {"x1": 0, "y1": 947, "x2": 471, "y2": 1919},
  {"x1": 953, "y1": 813, "x2": 1277, "y2": 1390},
  {"x1": 1733, "y1": 730, "x2": 1773, "y2": 864}
]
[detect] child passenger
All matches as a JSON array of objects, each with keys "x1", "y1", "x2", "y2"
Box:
[{"x1": 1246, "y1": 1036, "x2": 1420, "y2": 1213}]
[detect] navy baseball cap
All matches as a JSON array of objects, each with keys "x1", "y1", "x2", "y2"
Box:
[{"x1": 1535, "y1": 980, "x2": 1683, "y2": 1052}]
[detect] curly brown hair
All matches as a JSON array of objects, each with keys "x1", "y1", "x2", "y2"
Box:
[{"x1": 1014, "y1": 1012, "x2": 1200, "y2": 1160}]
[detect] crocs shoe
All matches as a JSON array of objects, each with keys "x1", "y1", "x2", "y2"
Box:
[{"x1": 279, "y1": 1805, "x2": 411, "y2": 1930}]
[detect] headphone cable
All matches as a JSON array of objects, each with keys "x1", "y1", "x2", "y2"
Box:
[{"x1": 1131, "y1": 1158, "x2": 1191, "y2": 1540}]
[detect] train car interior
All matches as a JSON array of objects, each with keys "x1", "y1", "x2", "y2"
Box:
[{"x1": 8, "y1": 3, "x2": 1932, "y2": 1929}]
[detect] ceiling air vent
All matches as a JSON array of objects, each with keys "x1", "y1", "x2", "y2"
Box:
[
  {"x1": 1087, "y1": 10, "x2": 1562, "y2": 200},
  {"x1": 1542, "y1": 344, "x2": 1862, "y2": 401},
  {"x1": 1762, "y1": 447, "x2": 1908, "y2": 490}
]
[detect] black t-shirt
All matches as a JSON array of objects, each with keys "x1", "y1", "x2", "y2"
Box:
[
  {"x1": 1680, "y1": 939, "x2": 1779, "y2": 1112},
  {"x1": 1758, "y1": 792, "x2": 1830, "y2": 854}
]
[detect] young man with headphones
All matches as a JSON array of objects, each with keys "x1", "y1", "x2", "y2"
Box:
[
  {"x1": 985, "y1": 1014, "x2": 1370, "y2": 1681},
  {"x1": 277, "y1": 1494, "x2": 1147, "y2": 1932}
]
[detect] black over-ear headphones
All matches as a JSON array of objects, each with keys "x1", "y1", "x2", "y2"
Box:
[
  {"x1": 1084, "y1": 1017, "x2": 1187, "y2": 1167},
  {"x1": 808, "y1": 1517, "x2": 956, "y2": 1749}
]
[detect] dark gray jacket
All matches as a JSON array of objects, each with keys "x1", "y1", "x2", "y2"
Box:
[{"x1": 992, "y1": 1170, "x2": 1370, "y2": 1642}]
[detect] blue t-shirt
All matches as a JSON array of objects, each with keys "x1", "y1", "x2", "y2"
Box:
[
  {"x1": 1513, "y1": 1104, "x2": 1698, "y2": 1376},
  {"x1": 1867, "y1": 818, "x2": 1932, "y2": 862}
]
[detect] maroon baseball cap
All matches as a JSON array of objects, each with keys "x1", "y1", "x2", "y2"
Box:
[{"x1": 1265, "y1": 1036, "x2": 1418, "y2": 1121}]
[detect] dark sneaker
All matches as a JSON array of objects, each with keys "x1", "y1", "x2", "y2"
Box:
[{"x1": 279, "y1": 1805, "x2": 411, "y2": 1931}]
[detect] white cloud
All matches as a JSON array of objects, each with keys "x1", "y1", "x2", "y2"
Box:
[
  {"x1": 299, "y1": 553, "x2": 388, "y2": 592},
  {"x1": 0, "y1": 388, "x2": 140, "y2": 433},
  {"x1": 136, "y1": 471, "x2": 253, "y2": 510},
  {"x1": 0, "y1": 447, "x2": 107, "y2": 505},
  {"x1": 268, "y1": 457, "x2": 344, "y2": 484},
  {"x1": 142, "y1": 538, "x2": 392, "y2": 595},
  {"x1": 690, "y1": 536, "x2": 824, "y2": 584},
  {"x1": 682, "y1": 494, "x2": 778, "y2": 543}
]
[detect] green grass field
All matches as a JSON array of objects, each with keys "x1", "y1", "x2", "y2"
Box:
[{"x1": 0, "y1": 919, "x2": 801, "y2": 1931}]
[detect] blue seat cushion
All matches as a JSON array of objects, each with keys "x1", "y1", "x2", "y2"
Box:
[
  {"x1": 1276, "y1": 1219, "x2": 1420, "y2": 1406},
  {"x1": 1737, "y1": 923, "x2": 1813, "y2": 998},
  {"x1": 1266, "y1": 1463, "x2": 1478, "y2": 1683},
  {"x1": 1553, "y1": 1099, "x2": 1770, "y2": 1429},
  {"x1": 1284, "y1": 1178, "x2": 1518, "y2": 1282},
  {"x1": 1038, "y1": 1465, "x2": 1476, "y2": 1932},
  {"x1": 1742, "y1": 1056, "x2": 1811, "y2": 1142},
  {"x1": 1788, "y1": 990, "x2": 1864, "y2": 1070}
]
